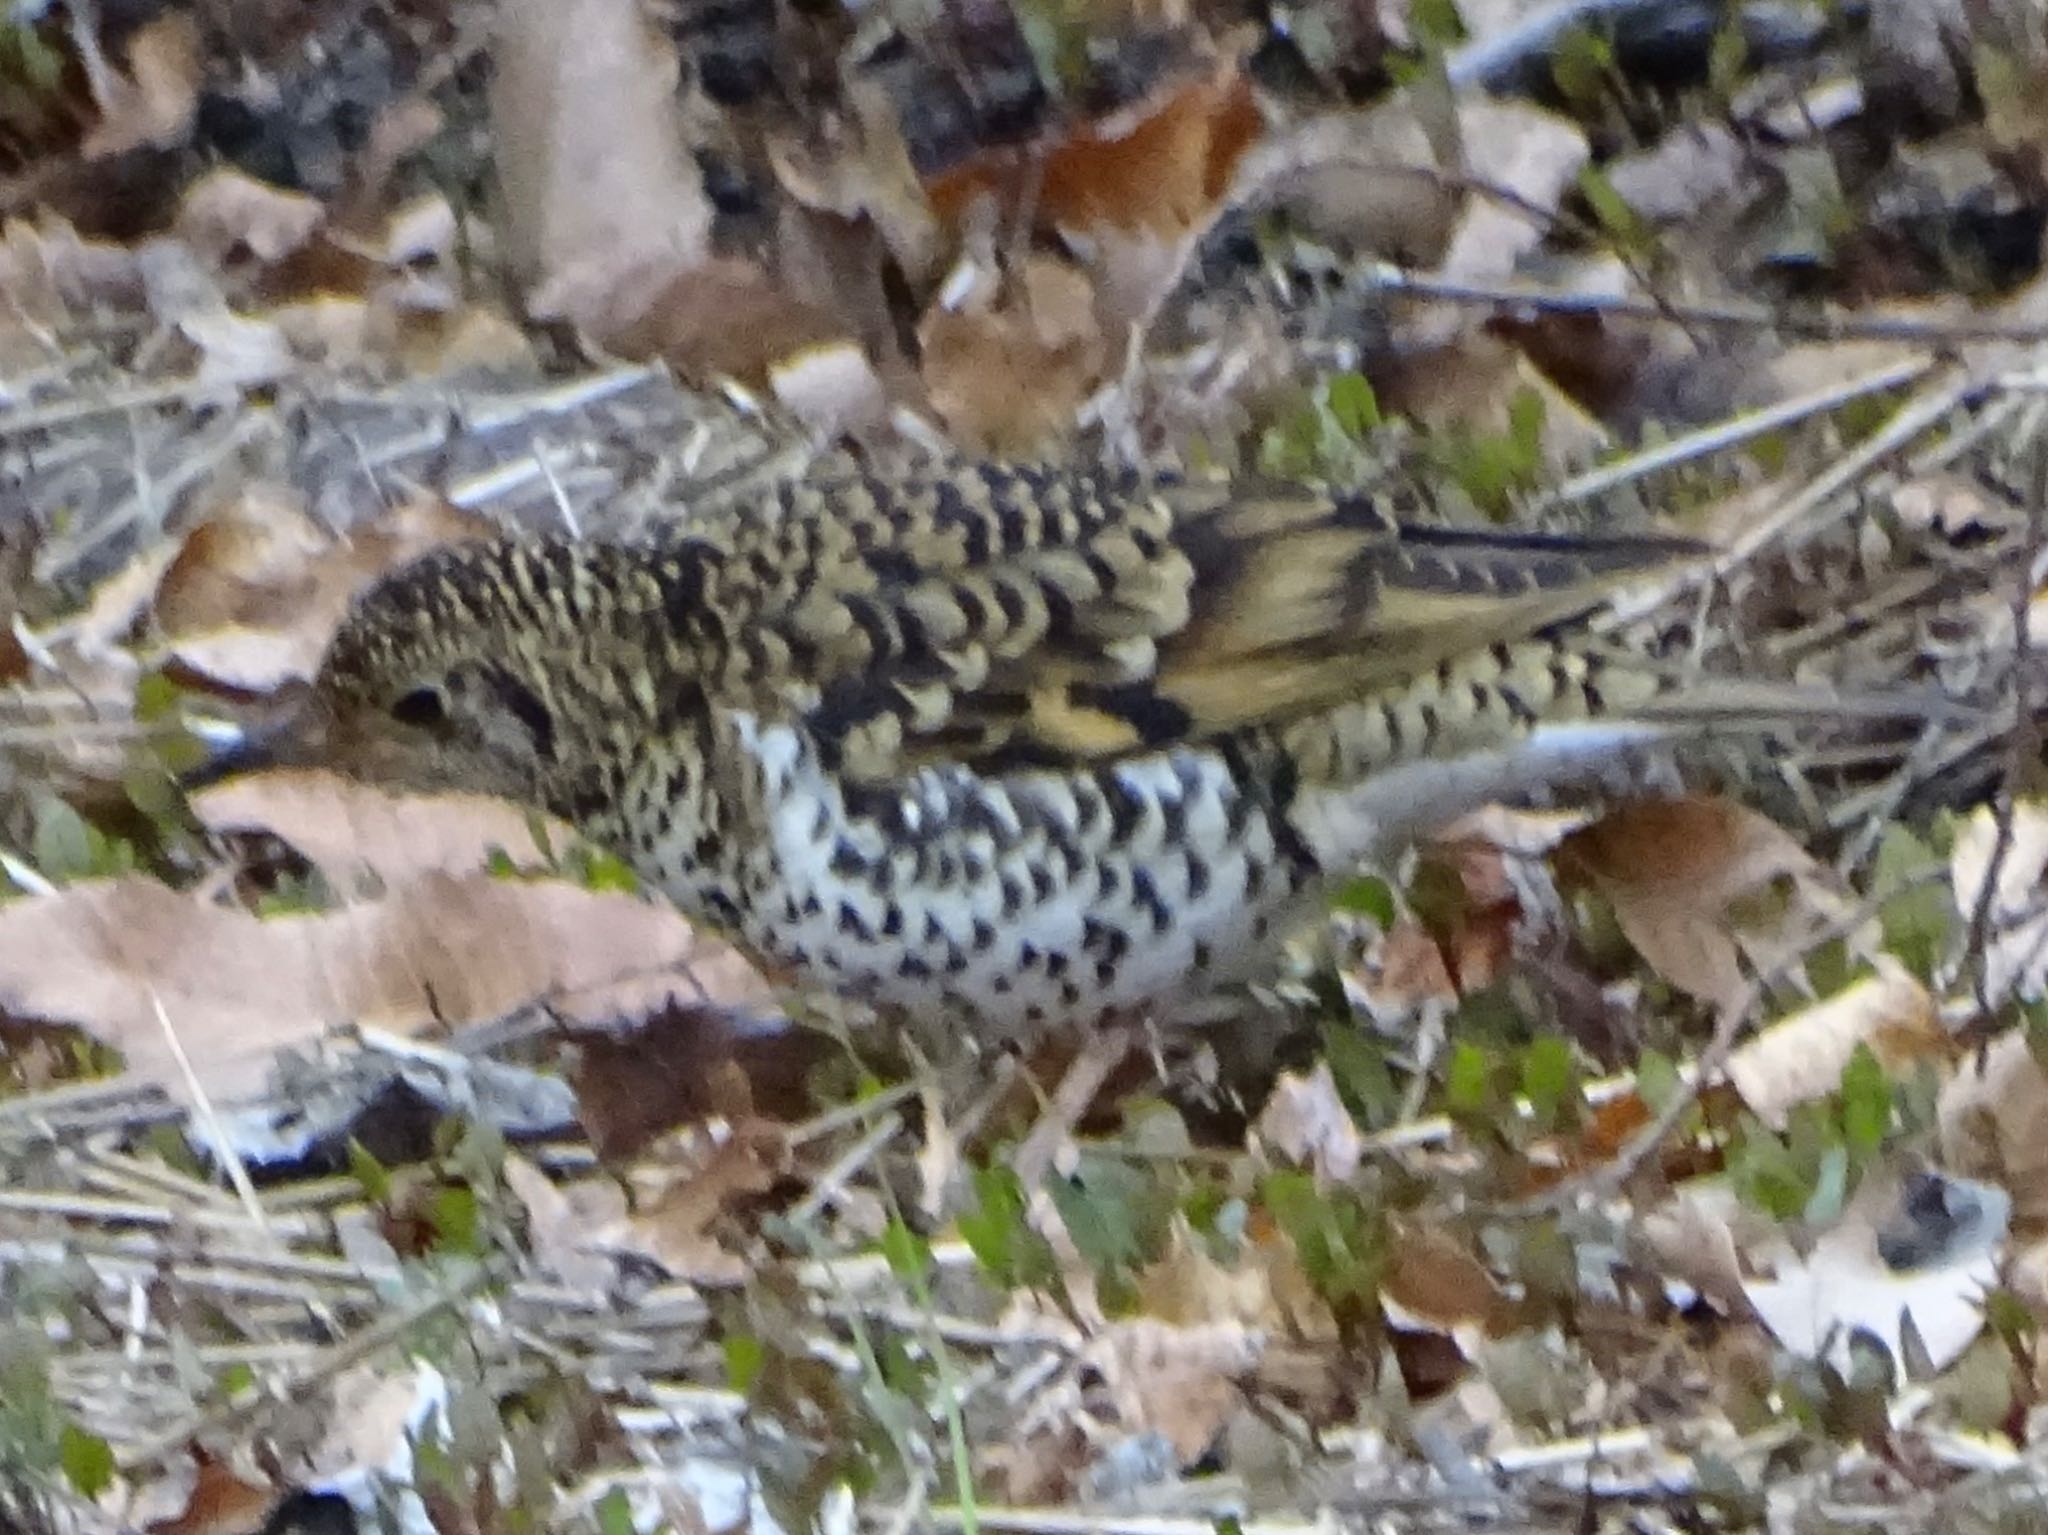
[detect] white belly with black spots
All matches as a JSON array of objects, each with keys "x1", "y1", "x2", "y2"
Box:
[{"x1": 676, "y1": 717, "x2": 1319, "y2": 1031}]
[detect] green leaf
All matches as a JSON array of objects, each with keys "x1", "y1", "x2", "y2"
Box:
[
  {"x1": 1444, "y1": 1041, "x2": 1494, "y2": 1118},
  {"x1": 1707, "y1": 16, "x2": 1749, "y2": 100},
  {"x1": 133, "y1": 671, "x2": 185, "y2": 723},
  {"x1": 1507, "y1": 386, "x2": 1546, "y2": 464},
  {"x1": 1548, "y1": 26, "x2": 1614, "y2": 106},
  {"x1": 1838, "y1": 1043, "x2": 1891, "y2": 1158},
  {"x1": 1518, "y1": 1036, "x2": 1578, "y2": 1131},
  {"x1": 1635, "y1": 1049, "x2": 1681, "y2": 1113},
  {"x1": 1329, "y1": 874, "x2": 1396, "y2": 926},
  {"x1": 1258, "y1": 1171, "x2": 1384, "y2": 1313},
  {"x1": 1410, "y1": 0, "x2": 1467, "y2": 47},
  {"x1": 1576, "y1": 165, "x2": 1657, "y2": 263},
  {"x1": 31, "y1": 797, "x2": 93, "y2": 881},
  {"x1": 958, "y1": 1165, "x2": 1056, "y2": 1289},
  {"x1": 1322, "y1": 1023, "x2": 1400, "y2": 1127},
  {"x1": 60, "y1": 1423, "x2": 114, "y2": 1498},
  {"x1": 594, "y1": 1487, "x2": 635, "y2": 1535},
  {"x1": 347, "y1": 1139, "x2": 393, "y2": 1204},
  {"x1": 722, "y1": 1332, "x2": 765, "y2": 1394},
  {"x1": 1323, "y1": 372, "x2": 1381, "y2": 439},
  {"x1": 879, "y1": 1216, "x2": 931, "y2": 1282},
  {"x1": 429, "y1": 1185, "x2": 482, "y2": 1254}
]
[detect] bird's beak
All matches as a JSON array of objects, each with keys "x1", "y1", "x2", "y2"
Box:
[{"x1": 177, "y1": 695, "x2": 331, "y2": 793}]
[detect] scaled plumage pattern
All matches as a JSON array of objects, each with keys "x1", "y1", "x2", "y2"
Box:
[{"x1": 229, "y1": 462, "x2": 1933, "y2": 1032}]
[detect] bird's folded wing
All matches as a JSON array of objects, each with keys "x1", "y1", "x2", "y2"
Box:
[{"x1": 671, "y1": 464, "x2": 1710, "y2": 781}]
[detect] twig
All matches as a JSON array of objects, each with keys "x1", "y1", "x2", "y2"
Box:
[
  {"x1": 1369, "y1": 268, "x2": 2048, "y2": 346},
  {"x1": 114, "y1": 1256, "x2": 507, "y2": 1471}
]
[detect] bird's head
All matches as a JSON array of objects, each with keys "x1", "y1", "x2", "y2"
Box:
[{"x1": 194, "y1": 539, "x2": 685, "y2": 821}]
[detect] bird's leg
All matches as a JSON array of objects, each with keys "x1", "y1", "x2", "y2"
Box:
[{"x1": 1007, "y1": 1013, "x2": 1145, "y2": 1188}]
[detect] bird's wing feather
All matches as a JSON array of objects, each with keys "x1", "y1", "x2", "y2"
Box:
[{"x1": 667, "y1": 464, "x2": 1708, "y2": 781}]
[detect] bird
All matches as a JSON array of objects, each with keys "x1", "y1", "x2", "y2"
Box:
[{"x1": 202, "y1": 460, "x2": 1967, "y2": 1035}]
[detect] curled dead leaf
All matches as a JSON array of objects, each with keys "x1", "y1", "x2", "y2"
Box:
[
  {"x1": 926, "y1": 61, "x2": 1260, "y2": 240},
  {"x1": 1951, "y1": 801, "x2": 2048, "y2": 1006},
  {"x1": 157, "y1": 488, "x2": 489, "y2": 690},
  {"x1": 1558, "y1": 797, "x2": 1831, "y2": 1012},
  {"x1": 921, "y1": 256, "x2": 1104, "y2": 454},
  {"x1": 174, "y1": 169, "x2": 324, "y2": 266},
  {"x1": 1254, "y1": 1061, "x2": 1363, "y2": 1182},
  {"x1": 1941, "y1": 1029, "x2": 2048, "y2": 1234},
  {"x1": 1726, "y1": 959, "x2": 1946, "y2": 1130},
  {"x1": 80, "y1": 13, "x2": 201, "y2": 159}
]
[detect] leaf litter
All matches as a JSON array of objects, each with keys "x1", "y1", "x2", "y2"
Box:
[{"x1": 11, "y1": 0, "x2": 2048, "y2": 1530}]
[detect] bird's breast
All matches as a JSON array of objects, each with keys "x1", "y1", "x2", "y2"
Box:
[{"x1": 659, "y1": 718, "x2": 1326, "y2": 1031}]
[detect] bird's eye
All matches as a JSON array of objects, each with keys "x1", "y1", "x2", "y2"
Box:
[{"x1": 389, "y1": 686, "x2": 450, "y2": 728}]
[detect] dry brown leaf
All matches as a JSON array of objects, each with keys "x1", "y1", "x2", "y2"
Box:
[
  {"x1": 1381, "y1": 1226, "x2": 1516, "y2": 1344},
  {"x1": 156, "y1": 487, "x2": 489, "y2": 689},
  {"x1": 174, "y1": 169, "x2": 325, "y2": 266},
  {"x1": 1942, "y1": 1029, "x2": 2048, "y2": 1235},
  {"x1": 1951, "y1": 801, "x2": 2048, "y2": 1006},
  {"x1": 0, "y1": 872, "x2": 747, "y2": 1104},
  {"x1": 1138, "y1": 1221, "x2": 1289, "y2": 1330},
  {"x1": 927, "y1": 60, "x2": 1260, "y2": 241},
  {"x1": 1373, "y1": 334, "x2": 1608, "y2": 460},
  {"x1": 771, "y1": 77, "x2": 942, "y2": 286},
  {"x1": 190, "y1": 768, "x2": 558, "y2": 888},
  {"x1": 1558, "y1": 797, "x2": 1827, "y2": 1011},
  {"x1": 1260, "y1": 97, "x2": 1458, "y2": 262},
  {"x1": 492, "y1": 0, "x2": 712, "y2": 338},
  {"x1": 1726, "y1": 959, "x2": 1946, "y2": 1128},
  {"x1": 143, "y1": 1452, "x2": 276, "y2": 1535},
  {"x1": 622, "y1": 256, "x2": 847, "y2": 387},
  {"x1": 81, "y1": 13, "x2": 202, "y2": 159},
  {"x1": 612, "y1": 1125, "x2": 789, "y2": 1283},
  {"x1": 503, "y1": 1152, "x2": 626, "y2": 1292},
  {"x1": 1636, "y1": 1187, "x2": 1751, "y2": 1312},
  {"x1": 1087, "y1": 1318, "x2": 1257, "y2": 1463},
  {"x1": 921, "y1": 256, "x2": 1105, "y2": 455},
  {"x1": 1254, "y1": 1061, "x2": 1363, "y2": 1182},
  {"x1": 1436, "y1": 100, "x2": 1587, "y2": 285},
  {"x1": 569, "y1": 1003, "x2": 823, "y2": 1158},
  {"x1": 305, "y1": 1364, "x2": 442, "y2": 1485}
]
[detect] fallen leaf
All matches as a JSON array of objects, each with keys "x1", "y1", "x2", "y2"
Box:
[
  {"x1": 927, "y1": 60, "x2": 1260, "y2": 240},
  {"x1": 144, "y1": 1452, "x2": 276, "y2": 1535},
  {"x1": 1726, "y1": 959, "x2": 1946, "y2": 1129},
  {"x1": 921, "y1": 256, "x2": 1105, "y2": 454},
  {"x1": 174, "y1": 169, "x2": 325, "y2": 267},
  {"x1": 610, "y1": 1124, "x2": 790, "y2": 1283},
  {"x1": 621, "y1": 255, "x2": 847, "y2": 387},
  {"x1": 1951, "y1": 801, "x2": 2048, "y2": 1006},
  {"x1": 1741, "y1": 1168, "x2": 2005, "y2": 1375},
  {"x1": 0, "y1": 873, "x2": 753, "y2": 1104},
  {"x1": 1382, "y1": 1225, "x2": 1515, "y2": 1348},
  {"x1": 569, "y1": 1003, "x2": 821, "y2": 1159},
  {"x1": 190, "y1": 768, "x2": 557, "y2": 888},
  {"x1": 80, "y1": 13, "x2": 201, "y2": 159},
  {"x1": 492, "y1": 0, "x2": 712, "y2": 340},
  {"x1": 156, "y1": 488, "x2": 489, "y2": 689},
  {"x1": 1254, "y1": 1061, "x2": 1363, "y2": 1182},
  {"x1": 504, "y1": 1152, "x2": 626, "y2": 1292},
  {"x1": 1558, "y1": 797, "x2": 1830, "y2": 1012},
  {"x1": 1941, "y1": 1029, "x2": 2048, "y2": 1234},
  {"x1": 1083, "y1": 1318, "x2": 1258, "y2": 1463},
  {"x1": 1436, "y1": 100, "x2": 1587, "y2": 285}
]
